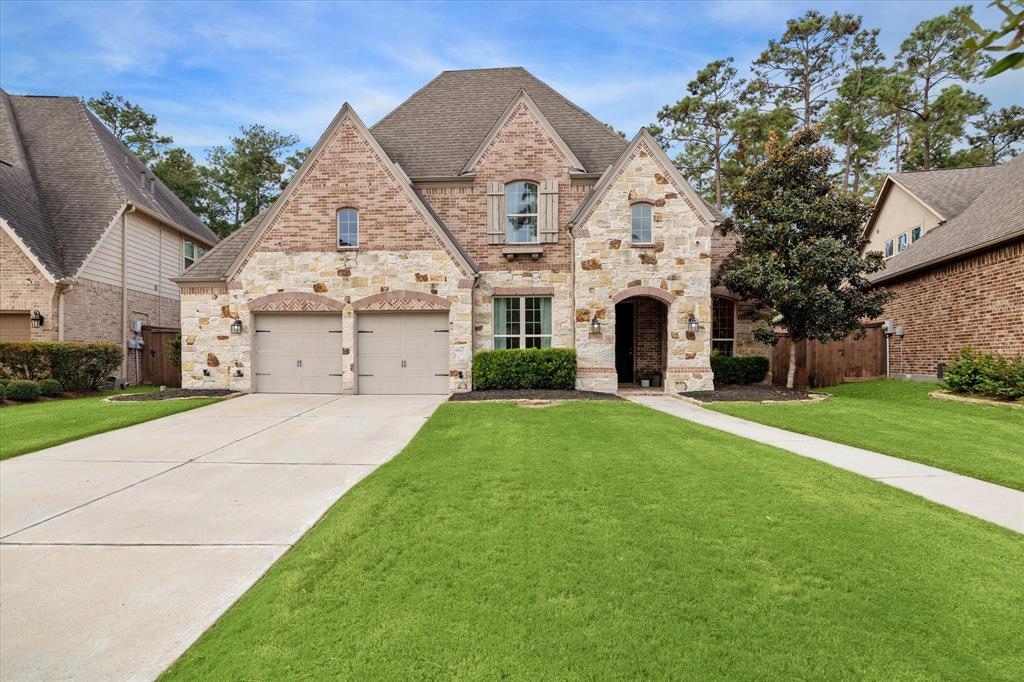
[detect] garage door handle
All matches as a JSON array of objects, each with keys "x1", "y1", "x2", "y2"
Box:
[
  {"x1": 329, "y1": 330, "x2": 343, "y2": 333},
  {"x1": 358, "y1": 373, "x2": 374, "y2": 377},
  {"x1": 328, "y1": 373, "x2": 343, "y2": 376},
  {"x1": 255, "y1": 372, "x2": 270, "y2": 376},
  {"x1": 434, "y1": 329, "x2": 448, "y2": 333},
  {"x1": 358, "y1": 330, "x2": 373, "y2": 334},
  {"x1": 255, "y1": 330, "x2": 270, "y2": 333},
  {"x1": 401, "y1": 360, "x2": 407, "y2": 368},
  {"x1": 434, "y1": 373, "x2": 448, "y2": 377}
]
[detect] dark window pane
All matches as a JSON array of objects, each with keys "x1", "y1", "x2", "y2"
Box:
[
  {"x1": 712, "y1": 297, "x2": 735, "y2": 341},
  {"x1": 506, "y1": 181, "x2": 538, "y2": 215},
  {"x1": 507, "y1": 215, "x2": 537, "y2": 243},
  {"x1": 712, "y1": 340, "x2": 734, "y2": 357}
]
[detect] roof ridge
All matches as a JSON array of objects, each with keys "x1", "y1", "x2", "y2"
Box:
[
  {"x1": 517, "y1": 67, "x2": 628, "y2": 147},
  {"x1": 893, "y1": 163, "x2": 998, "y2": 176},
  {"x1": 371, "y1": 71, "x2": 447, "y2": 130}
]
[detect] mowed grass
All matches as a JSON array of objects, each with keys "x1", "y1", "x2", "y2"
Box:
[
  {"x1": 708, "y1": 379, "x2": 1024, "y2": 490},
  {"x1": 163, "y1": 401, "x2": 1023, "y2": 680},
  {"x1": 0, "y1": 387, "x2": 220, "y2": 459}
]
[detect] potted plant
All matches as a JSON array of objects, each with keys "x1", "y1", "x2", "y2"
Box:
[
  {"x1": 651, "y1": 371, "x2": 663, "y2": 388},
  {"x1": 637, "y1": 370, "x2": 653, "y2": 388}
]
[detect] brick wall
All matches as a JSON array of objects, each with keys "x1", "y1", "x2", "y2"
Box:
[
  {"x1": 419, "y1": 102, "x2": 591, "y2": 272},
  {"x1": 879, "y1": 238, "x2": 1024, "y2": 377},
  {"x1": 0, "y1": 230, "x2": 57, "y2": 340},
  {"x1": 634, "y1": 296, "x2": 667, "y2": 371}
]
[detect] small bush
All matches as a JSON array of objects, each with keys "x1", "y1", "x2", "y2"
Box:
[
  {"x1": 0, "y1": 378, "x2": 9, "y2": 388},
  {"x1": 474, "y1": 348, "x2": 577, "y2": 390},
  {"x1": 712, "y1": 355, "x2": 770, "y2": 385},
  {"x1": 0, "y1": 382, "x2": 5, "y2": 402},
  {"x1": 38, "y1": 378, "x2": 63, "y2": 397},
  {"x1": 945, "y1": 348, "x2": 1024, "y2": 400},
  {"x1": 168, "y1": 335, "x2": 182, "y2": 371},
  {"x1": 0, "y1": 342, "x2": 122, "y2": 392},
  {"x1": 6, "y1": 379, "x2": 40, "y2": 401}
]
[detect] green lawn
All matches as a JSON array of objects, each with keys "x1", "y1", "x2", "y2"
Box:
[
  {"x1": 0, "y1": 387, "x2": 220, "y2": 460},
  {"x1": 707, "y1": 379, "x2": 1024, "y2": 491},
  {"x1": 163, "y1": 401, "x2": 1023, "y2": 680}
]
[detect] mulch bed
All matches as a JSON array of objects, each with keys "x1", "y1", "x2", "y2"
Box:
[
  {"x1": 449, "y1": 389, "x2": 621, "y2": 402},
  {"x1": 682, "y1": 384, "x2": 815, "y2": 402},
  {"x1": 107, "y1": 389, "x2": 236, "y2": 402}
]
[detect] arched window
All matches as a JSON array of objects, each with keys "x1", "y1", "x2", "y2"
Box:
[
  {"x1": 337, "y1": 208, "x2": 358, "y2": 247},
  {"x1": 711, "y1": 297, "x2": 735, "y2": 357},
  {"x1": 631, "y1": 203, "x2": 652, "y2": 243},
  {"x1": 506, "y1": 181, "x2": 538, "y2": 243}
]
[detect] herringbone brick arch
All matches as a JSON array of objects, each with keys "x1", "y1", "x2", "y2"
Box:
[
  {"x1": 352, "y1": 290, "x2": 452, "y2": 312},
  {"x1": 247, "y1": 292, "x2": 345, "y2": 312}
]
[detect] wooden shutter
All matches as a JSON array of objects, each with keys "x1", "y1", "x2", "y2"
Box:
[
  {"x1": 486, "y1": 181, "x2": 506, "y2": 245},
  {"x1": 538, "y1": 179, "x2": 559, "y2": 243}
]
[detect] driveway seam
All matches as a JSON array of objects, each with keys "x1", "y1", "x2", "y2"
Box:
[
  {"x1": 0, "y1": 397, "x2": 343, "y2": 540},
  {"x1": 0, "y1": 541, "x2": 291, "y2": 547}
]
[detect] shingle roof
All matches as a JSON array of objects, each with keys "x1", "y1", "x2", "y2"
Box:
[
  {"x1": 871, "y1": 155, "x2": 1024, "y2": 283},
  {"x1": 371, "y1": 67, "x2": 627, "y2": 178},
  {"x1": 0, "y1": 91, "x2": 216, "y2": 280},
  {"x1": 176, "y1": 211, "x2": 263, "y2": 281},
  {"x1": 890, "y1": 164, "x2": 1001, "y2": 219}
]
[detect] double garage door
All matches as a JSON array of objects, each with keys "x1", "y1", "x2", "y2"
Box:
[{"x1": 252, "y1": 312, "x2": 448, "y2": 394}]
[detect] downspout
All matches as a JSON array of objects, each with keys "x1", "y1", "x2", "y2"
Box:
[
  {"x1": 55, "y1": 279, "x2": 73, "y2": 341},
  {"x1": 121, "y1": 206, "x2": 136, "y2": 386}
]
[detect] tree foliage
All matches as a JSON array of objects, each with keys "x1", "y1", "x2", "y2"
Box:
[
  {"x1": 963, "y1": 0, "x2": 1024, "y2": 77},
  {"x1": 968, "y1": 105, "x2": 1024, "y2": 164},
  {"x1": 715, "y1": 128, "x2": 891, "y2": 387},
  {"x1": 87, "y1": 91, "x2": 172, "y2": 164}
]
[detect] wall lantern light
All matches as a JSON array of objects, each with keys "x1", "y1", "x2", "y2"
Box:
[
  {"x1": 590, "y1": 313, "x2": 601, "y2": 334},
  {"x1": 230, "y1": 319, "x2": 243, "y2": 335},
  {"x1": 30, "y1": 310, "x2": 45, "y2": 328},
  {"x1": 687, "y1": 313, "x2": 699, "y2": 334}
]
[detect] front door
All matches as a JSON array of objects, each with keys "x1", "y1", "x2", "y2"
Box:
[{"x1": 615, "y1": 301, "x2": 635, "y2": 384}]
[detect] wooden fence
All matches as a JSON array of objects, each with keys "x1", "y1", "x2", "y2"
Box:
[
  {"x1": 140, "y1": 326, "x2": 181, "y2": 387},
  {"x1": 771, "y1": 322, "x2": 886, "y2": 388}
]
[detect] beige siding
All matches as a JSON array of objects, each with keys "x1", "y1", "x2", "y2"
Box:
[
  {"x1": 866, "y1": 183, "x2": 943, "y2": 256},
  {"x1": 78, "y1": 221, "x2": 123, "y2": 287},
  {"x1": 160, "y1": 226, "x2": 185, "y2": 297}
]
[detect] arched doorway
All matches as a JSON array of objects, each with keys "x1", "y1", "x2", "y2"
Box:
[{"x1": 614, "y1": 296, "x2": 668, "y2": 386}]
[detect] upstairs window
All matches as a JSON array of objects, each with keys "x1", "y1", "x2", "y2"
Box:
[
  {"x1": 631, "y1": 203, "x2": 652, "y2": 243},
  {"x1": 493, "y1": 296, "x2": 551, "y2": 349},
  {"x1": 711, "y1": 297, "x2": 735, "y2": 357},
  {"x1": 911, "y1": 225, "x2": 922, "y2": 242},
  {"x1": 183, "y1": 241, "x2": 206, "y2": 270},
  {"x1": 885, "y1": 239, "x2": 894, "y2": 258},
  {"x1": 506, "y1": 181, "x2": 538, "y2": 243},
  {"x1": 338, "y1": 208, "x2": 358, "y2": 247},
  {"x1": 897, "y1": 232, "x2": 909, "y2": 253}
]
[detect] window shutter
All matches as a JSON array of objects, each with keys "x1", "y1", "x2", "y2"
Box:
[
  {"x1": 538, "y1": 179, "x2": 559, "y2": 243},
  {"x1": 486, "y1": 181, "x2": 506, "y2": 245}
]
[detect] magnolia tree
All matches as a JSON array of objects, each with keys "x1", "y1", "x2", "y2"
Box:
[{"x1": 714, "y1": 127, "x2": 891, "y2": 388}]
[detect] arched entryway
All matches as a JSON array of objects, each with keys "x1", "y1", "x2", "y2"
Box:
[{"x1": 613, "y1": 293, "x2": 669, "y2": 387}]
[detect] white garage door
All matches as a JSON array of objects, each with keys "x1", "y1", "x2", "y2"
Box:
[
  {"x1": 357, "y1": 312, "x2": 449, "y2": 394},
  {"x1": 253, "y1": 314, "x2": 344, "y2": 394}
]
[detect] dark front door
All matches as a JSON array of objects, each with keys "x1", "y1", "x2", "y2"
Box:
[{"x1": 615, "y1": 301, "x2": 635, "y2": 384}]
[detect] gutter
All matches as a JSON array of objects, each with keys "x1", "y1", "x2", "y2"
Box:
[
  {"x1": 121, "y1": 206, "x2": 134, "y2": 385},
  {"x1": 871, "y1": 229, "x2": 1024, "y2": 285}
]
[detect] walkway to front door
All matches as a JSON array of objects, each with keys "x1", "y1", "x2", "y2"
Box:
[{"x1": 0, "y1": 394, "x2": 445, "y2": 681}]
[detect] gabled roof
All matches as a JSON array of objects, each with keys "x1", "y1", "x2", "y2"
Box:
[
  {"x1": 0, "y1": 90, "x2": 217, "y2": 280},
  {"x1": 871, "y1": 155, "x2": 1024, "y2": 283},
  {"x1": 569, "y1": 128, "x2": 719, "y2": 229},
  {"x1": 371, "y1": 67, "x2": 627, "y2": 178},
  {"x1": 460, "y1": 89, "x2": 585, "y2": 174},
  {"x1": 179, "y1": 103, "x2": 476, "y2": 283},
  {"x1": 863, "y1": 164, "x2": 1001, "y2": 239}
]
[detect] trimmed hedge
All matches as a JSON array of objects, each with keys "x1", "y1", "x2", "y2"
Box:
[
  {"x1": 944, "y1": 348, "x2": 1024, "y2": 401},
  {"x1": 0, "y1": 382, "x2": 5, "y2": 402},
  {"x1": 38, "y1": 379, "x2": 63, "y2": 397},
  {"x1": 712, "y1": 355, "x2": 770, "y2": 385},
  {"x1": 473, "y1": 348, "x2": 577, "y2": 390},
  {"x1": 6, "y1": 379, "x2": 40, "y2": 401},
  {"x1": 0, "y1": 342, "x2": 122, "y2": 391}
]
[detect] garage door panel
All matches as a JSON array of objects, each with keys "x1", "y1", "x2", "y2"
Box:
[
  {"x1": 253, "y1": 314, "x2": 343, "y2": 394},
  {"x1": 357, "y1": 312, "x2": 449, "y2": 395}
]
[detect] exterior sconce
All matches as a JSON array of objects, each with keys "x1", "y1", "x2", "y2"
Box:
[
  {"x1": 687, "y1": 313, "x2": 699, "y2": 334},
  {"x1": 590, "y1": 314, "x2": 601, "y2": 334},
  {"x1": 30, "y1": 310, "x2": 44, "y2": 328},
  {"x1": 230, "y1": 319, "x2": 243, "y2": 335}
]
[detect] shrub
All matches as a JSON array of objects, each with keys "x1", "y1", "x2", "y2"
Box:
[
  {"x1": 712, "y1": 355, "x2": 770, "y2": 385},
  {"x1": 38, "y1": 378, "x2": 63, "y2": 397},
  {"x1": 168, "y1": 335, "x2": 182, "y2": 371},
  {"x1": 945, "y1": 348, "x2": 1024, "y2": 400},
  {"x1": 473, "y1": 348, "x2": 577, "y2": 390},
  {"x1": 6, "y1": 379, "x2": 40, "y2": 401},
  {"x1": 0, "y1": 382, "x2": 5, "y2": 402},
  {"x1": 0, "y1": 342, "x2": 122, "y2": 392}
]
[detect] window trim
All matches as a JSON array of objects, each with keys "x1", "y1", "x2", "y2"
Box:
[
  {"x1": 884, "y1": 239, "x2": 894, "y2": 258},
  {"x1": 493, "y1": 296, "x2": 552, "y2": 349},
  {"x1": 630, "y1": 202, "x2": 653, "y2": 244},
  {"x1": 505, "y1": 180, "x2": 539, "y2": 244},
  {"x1": 337, "y1": 207, "x2": 359, "y2": 248},
  {"x1": 911, "y1": 225, "x2": 922, "y2": 243},
  {"x1": 897, "y1": 231, "x2": 909, "y2": 253},
  {"x1": 711, "y1": 296, "x2": 736, "y2": 357}
]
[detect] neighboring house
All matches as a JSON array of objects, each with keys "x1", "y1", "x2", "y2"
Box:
[
  {"x1": 175, "y1": 67, "x2": 768, "y2": 395},
  {"x1": 866, "y1": 155, "x2": 1024, "y2": 378},
  {"x1": 0, "y1": 90, "x2": 218, "y2": 383}
]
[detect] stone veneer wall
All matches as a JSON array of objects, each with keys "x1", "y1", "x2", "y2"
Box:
[
  {"x1": 473, "y1": 271, "x2": 574, "y2": 351},
  {"x1": 1, "y1": 230, "x2": 57, "y2": 341},
  {"x1": 574, "y1": 143, "x2": 714, "y2": 392},
  {"x1": 180, "y1": 250, "x2": 472, "y2": 392}
]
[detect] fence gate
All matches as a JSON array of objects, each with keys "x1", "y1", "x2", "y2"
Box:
[
  {"x1": 771, "y1": 322, "x2": 886, "y2": 388},
  {"x1": 141, "y1": 326, "x2": 181, "y2": 387}
]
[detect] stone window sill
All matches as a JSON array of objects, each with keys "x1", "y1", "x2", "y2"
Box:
[
  {"x1": 336, "y1": 246, "x2": 359, "y2": 252},
  {"x1": 630, "y1": 242, "x2": 657, "y2": 249},
  {"x1": 502, "y1": 244, "x2": 544, "y2": 261}
]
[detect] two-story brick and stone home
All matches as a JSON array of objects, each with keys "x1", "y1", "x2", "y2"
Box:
[
  {"x1": 175, "y1": 67, "x2": 767, "y2": 395},
  {"x1": 0, "y1": 89, "x2": 218, "y2": 384}
]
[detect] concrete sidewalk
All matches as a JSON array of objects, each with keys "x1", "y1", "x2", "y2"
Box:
[
  {"x1": 0, "y1": 394, "x2": 445, "y2": 681},
  {"x1": 629, "y1": 395, "x2": 1024, "y2": 534}
]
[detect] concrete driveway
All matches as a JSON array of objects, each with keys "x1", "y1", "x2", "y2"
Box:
[{"x1": 0, "y1": 393, "x2": 445, "y2": 681}]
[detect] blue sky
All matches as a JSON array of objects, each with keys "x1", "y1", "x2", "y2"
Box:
[{"x1": 2, "y1": 0, "x2": 1021, "y2": 162}]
